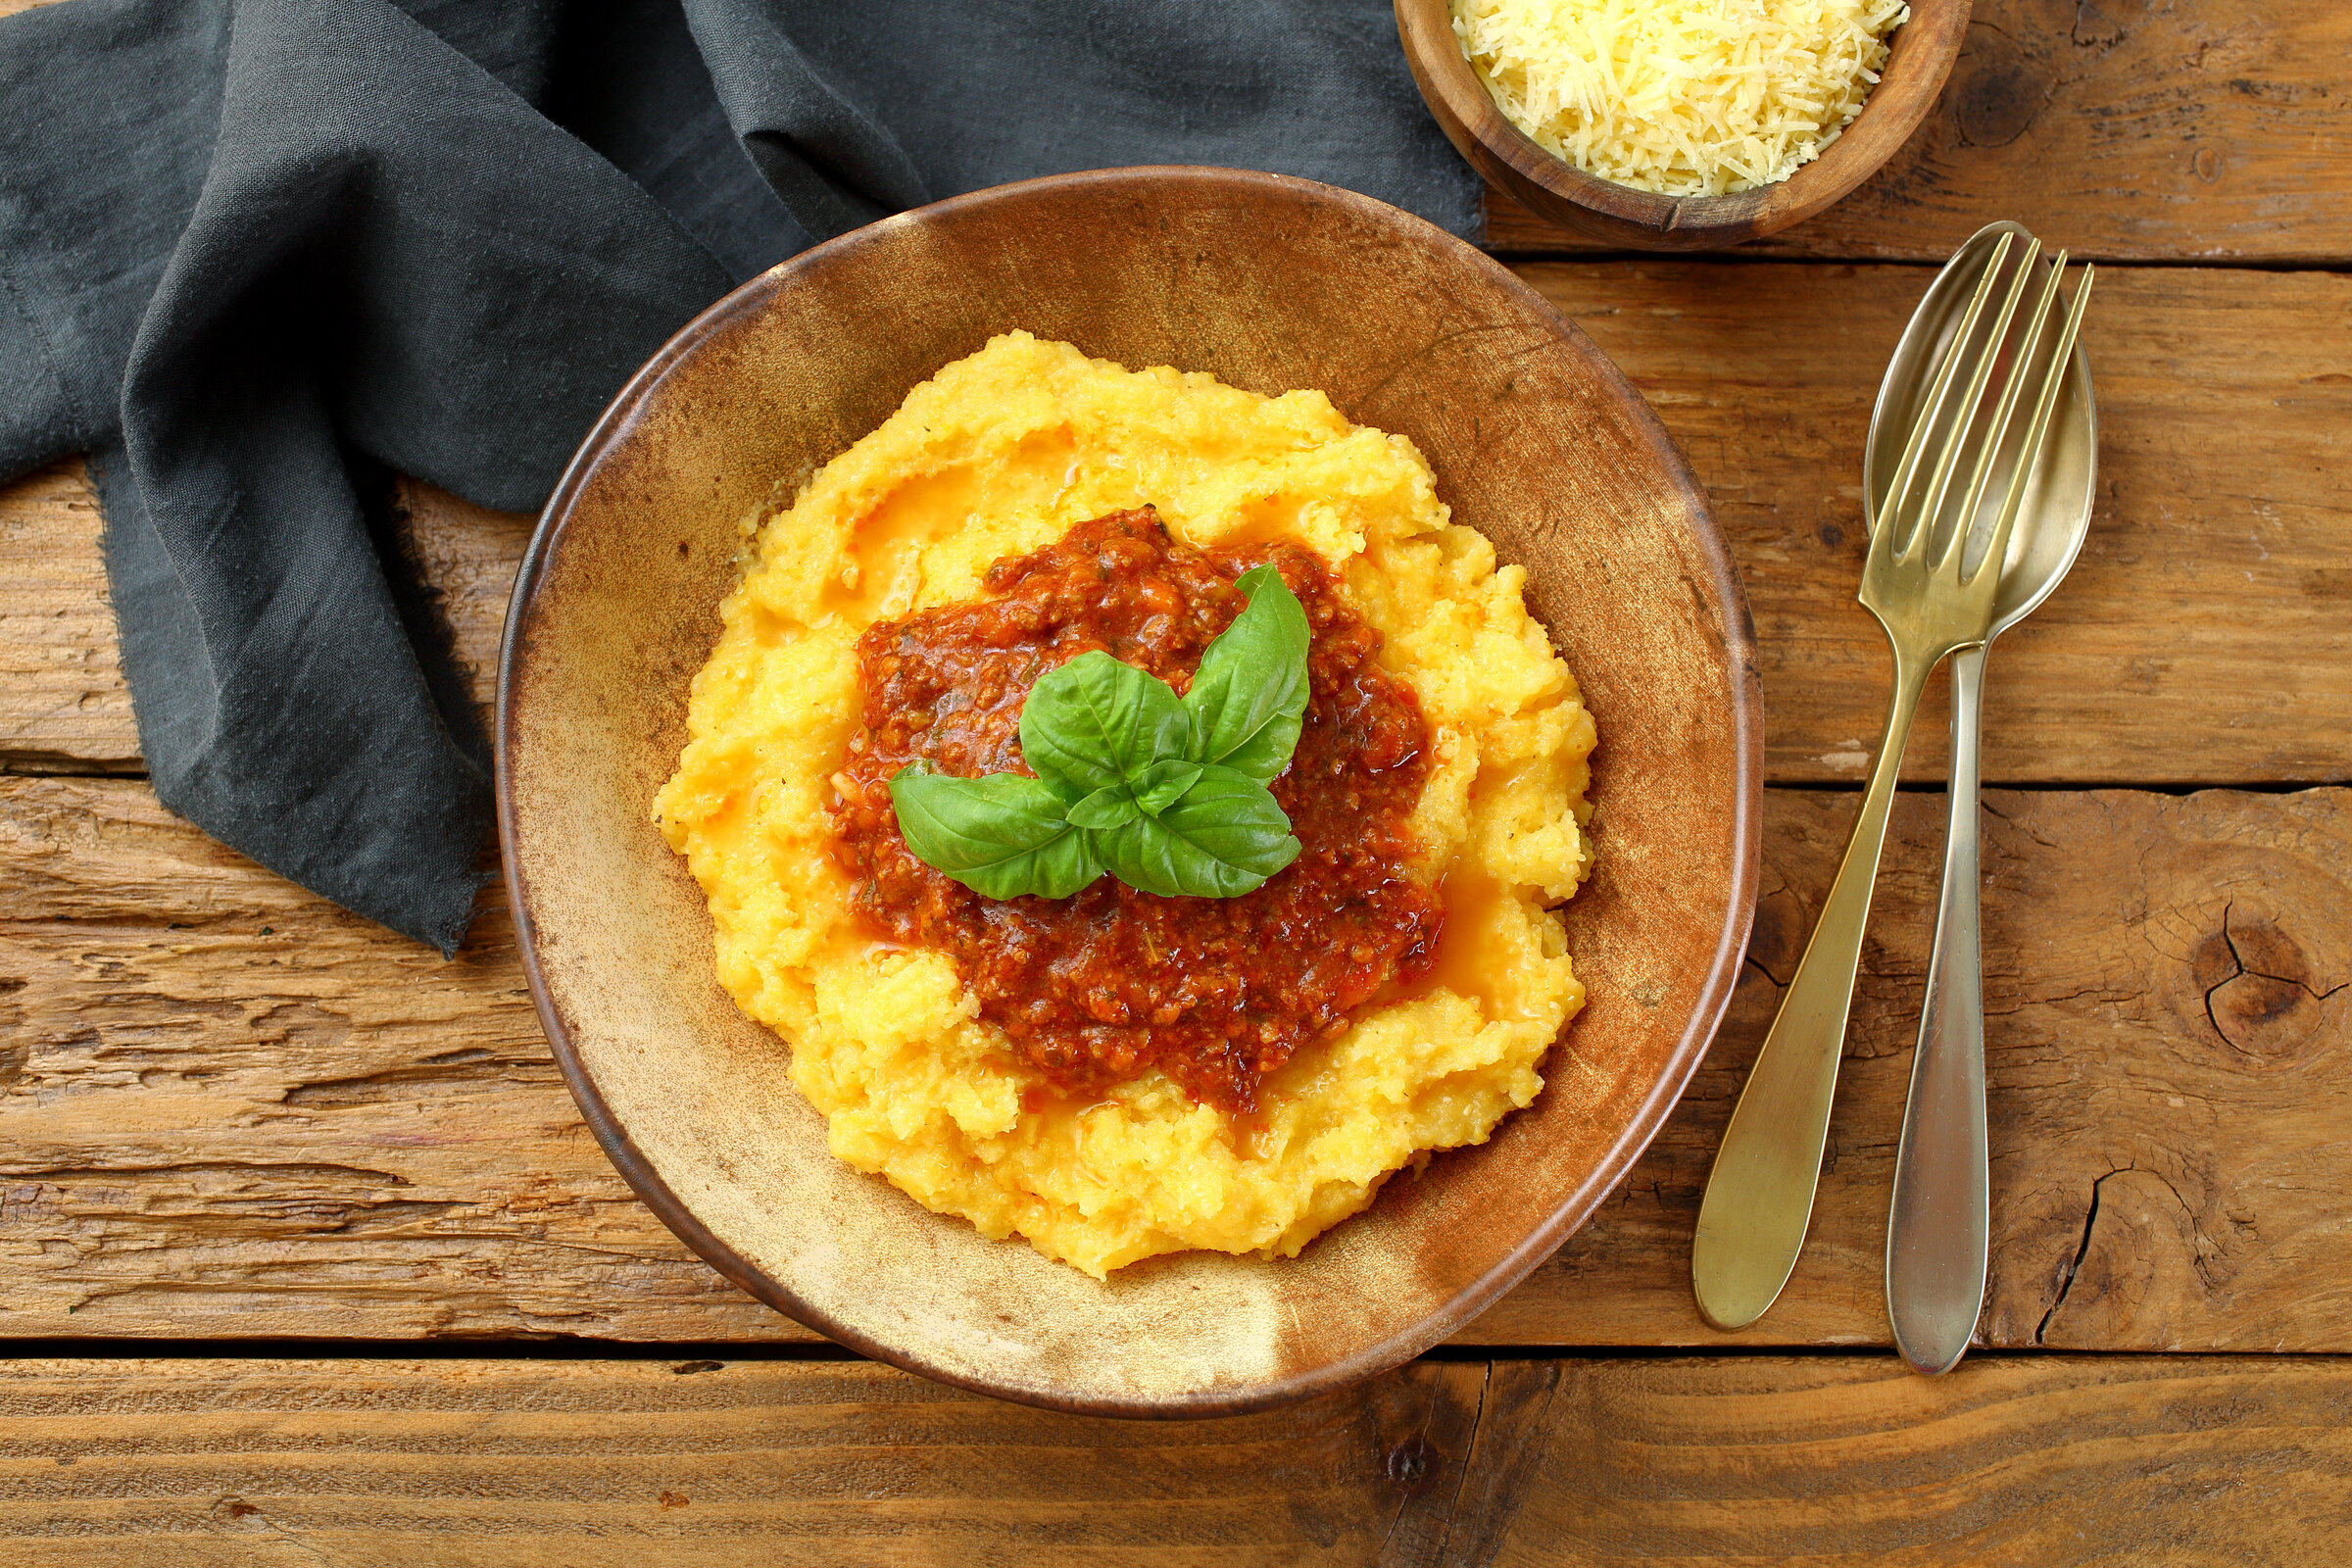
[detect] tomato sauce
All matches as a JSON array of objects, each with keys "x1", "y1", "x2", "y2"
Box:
[{"x1": 828, "y1": 509, "x2": 1443, "y2": 1112}]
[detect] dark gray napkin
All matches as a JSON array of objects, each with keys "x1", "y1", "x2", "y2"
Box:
[{"x1": 0, "y1": 0, "x2": 1482, "y2": 955}]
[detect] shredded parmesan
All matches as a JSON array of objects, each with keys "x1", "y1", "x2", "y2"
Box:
[{"x1": 1451, "y1": 0, "x2": 1910, "y2": 197}]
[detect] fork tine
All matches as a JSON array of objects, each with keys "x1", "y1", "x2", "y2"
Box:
[
  {"x1": 1920, "y1": 238, "x2": 2043, "y2": 572},
  {"x1": 1979, "y1": 263, "x2": 2097, "y2": 595},
  {"x1": 1881, "y1": 231, "x2": 2015, "y2": 557},
  {"x1": 1952, "y1": 249, "x2": 2070, "y2": 585}
]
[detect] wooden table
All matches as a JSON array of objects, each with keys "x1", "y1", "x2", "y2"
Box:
[{"x1": 3, "y1": 0, "x2": 2347, "y2": 1559}]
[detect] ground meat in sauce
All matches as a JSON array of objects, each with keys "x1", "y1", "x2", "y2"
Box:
[{"x1": 828, "y1": 509, "x2": 1444, "y2": 1113}]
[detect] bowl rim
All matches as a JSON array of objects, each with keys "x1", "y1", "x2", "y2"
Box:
[
  {"x1": 1395, "y1": 0, "x2": 1974, "y2": 247},
  {"x1": 496, "y1": 164, "x2": 1764, "y2": 1417}
]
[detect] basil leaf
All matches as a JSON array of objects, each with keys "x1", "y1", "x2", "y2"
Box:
[
  {"x1": 887, "y1": 763, "x2": 1102, "y2": 900},
  {"x1": 1011, "y1": 825, "x2": 1102, "y2": 901},
  {"x1": 1095, "y1": 764, "x2": 1301, "y2": 899},
  {"x1": 1129, "y1": 758, "x2": 1204, "y2": 817},
  {"x1": 888, "y1": 558, "x2": 1318, "y2": 903},
  {"x1": 1184, "y1": 564, "x2": 1310, "y2": 783},
  {"x1": 1066, "y1": 785, "x2": 1143, "y2": 831},
  {"x1": 1019, "y1": 650, "x2": 1191, "y2": 796},
  {"x1": 1158, "y1": 763, "x2": 1303, "y2": 880}
]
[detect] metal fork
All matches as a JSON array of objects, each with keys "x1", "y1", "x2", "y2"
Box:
[{"x1": 1690, "y1": 233, "x2": 2098, "y2": 1331}]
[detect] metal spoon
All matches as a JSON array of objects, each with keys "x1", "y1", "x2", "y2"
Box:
[
  {"x1": 1690, "y1": 224, "x2": 2095, "y2": 1334},
  {"x1": 1878, "y1": 223, "x2": 2098, "y2": 1374}
]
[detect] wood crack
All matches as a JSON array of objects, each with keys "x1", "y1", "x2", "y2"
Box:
[
  {"x1": 1981, "y1": 795, "x2": 2063, "y2": 849},
  {"x1": 2202, "y1": 897, "x2": 2344, "y2": 1060},
  {"x1": 1427, "y1": 1364, "x2": 1492, "y2": 1562},
  {"x1": 2205, "y1": 897, "x2": 2243, "y2": 1048},
  {"x1": 0, "y1": 1160, "x2": 409, "y2": 1187},
  {"x1": 1440, "y1": 1362, "x2": 1565, "y2": 1568},
  {"x1": 1373, "y1": 1370, "x2": 1462, "y2": 1563},
  {"x1": 2037, "y1": 1166, "x2": 2121, "y2": 1345},
  {"x1": 1373, "y1": 1362, "x2": 1492, "y2": 1568}
]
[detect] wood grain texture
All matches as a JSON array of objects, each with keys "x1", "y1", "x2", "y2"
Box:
[
  {"x1": 1495, "y1": 784, "x2": 2352, "y2": 1354},
  {"x1": 4, "y1": 772, "x2": 2343, "y2": 1351},
  {"x1": 0, "y1": 1356, "x2": 1454, "y2": 1566},
  {"x1": 0, "y1": 464, "x2": 133, "y2": 774},
  {"x1": 0, "y1": 773, "x2": 806, "y2": 1343},
  {"x1": 0, "y1": 1353, "x2": 2342, "y2": 1566},
  {"x1": 1486, "y1": 0, "x2": 2352, "y2": 264},
  {"x1": 7, "y1": 265, "x2": 2347, "y2": 789},
  {"x1": 1495, "y1": 1354, "x2": 2352, "y2": 1565},
  {"x1": 1528, "y1": 260, "x2": 2352, "y2": 787}
]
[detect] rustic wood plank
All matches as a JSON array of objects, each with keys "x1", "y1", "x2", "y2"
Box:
[
  {"x1": 1485, "y1": 0, "x2": 2352, "y2": 264},
  {"x1": 0, "y1": 464, "x2": 133, "y2": 774},
  {"x1": 9, "y1": 264, "x2": 2343, "y2": 789},
  {"x1": 0, "y1": 1353, "x2": 2341, "y2": 1565},
  {"x1": 5, "y1": 774, "x2": 2344, "y2": 1351},
  {"x1": 1371, "y1": 1361, "x2": 1494, "y2": 1568},
  {"x1": 0, "y1": 774, "x2": 809, "y2": 1343},
  {"x1": 1530, "y1": 260, "x2": 2352, "y2": 787},
  {"x1": 0, "y1": 1356, "x2": 1434, "y2": 1566},
  {"x1": 1493, "y1": 1354, "x2": 2352, "y2": 1565},
  {"x1": 1500, "y1": 784, "x2": 2352, "y2": 1353},
  {"x1": 1424, "y1": 1360, "x2": 1563, "y2": 1568}
]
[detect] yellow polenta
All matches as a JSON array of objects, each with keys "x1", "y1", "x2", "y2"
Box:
[{"x1": 654, "y1": 332, "x2": 1596, "y2": 1279}]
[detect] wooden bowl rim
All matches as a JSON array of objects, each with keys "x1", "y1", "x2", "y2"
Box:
[
  {"x1": 496, "y1": 166, "x2": 1763, "y2": 1417},
  {"x1": 1395, "y1": 0, "x2": 1973, "y2": 246}
]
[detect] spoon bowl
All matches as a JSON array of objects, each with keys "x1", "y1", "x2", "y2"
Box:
[
  {"x1": 1876, "y1": 221, "x2": 2098, "y2": 1376},
  {"x1": 1866, "y1": 220, "x2": 2099, "y2": 625},
  {"x1": 1692, "y1": 228, "x2": 2093, "y2": 1335}
]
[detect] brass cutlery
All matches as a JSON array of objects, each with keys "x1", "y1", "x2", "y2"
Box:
[{"x1": 1691, "y1": 225, "x2": 2098, "y2": 1337}]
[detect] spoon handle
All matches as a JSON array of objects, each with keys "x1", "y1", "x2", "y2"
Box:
[
  {"x1": 1886, "y1": 644, "x2": 1991, "y2": 1374},
  {"x1": 1692, "y1": 644, "x2": 1934, "y2": 1331}
]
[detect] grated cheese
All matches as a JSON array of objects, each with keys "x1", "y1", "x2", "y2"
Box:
[{"x1": 1451, "y1": 0, "x2": 1911, "y2": 198}]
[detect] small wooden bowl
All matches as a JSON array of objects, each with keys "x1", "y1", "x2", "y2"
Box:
[
  {"x1": 499, "y1": 168, "x2": 1761, "y2": 1416},
  {"x1": 1396, "y1": 0, "x2": 1973, "y2": 250}
]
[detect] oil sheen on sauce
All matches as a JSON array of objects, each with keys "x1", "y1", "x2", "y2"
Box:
[{"x1": 829, "y1": 509, "x2": 1446, "y2": 1114}]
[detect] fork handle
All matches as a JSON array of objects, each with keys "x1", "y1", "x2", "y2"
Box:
[
  {"x1": 1692, "y1": 644, "x2": 1936, "y2": 1330},
  {"x1": 1886, "y1": 643, "x2": 1991, "y2": 1374}
]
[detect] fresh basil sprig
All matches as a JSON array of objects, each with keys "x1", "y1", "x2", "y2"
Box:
[
  {"x1": 886, "y1": 564, "x2": 1310, "y2": 901},
  {"x1": 884, "y1": 765, "x2": 1101, "y2": 901},
  {"x1": 1180, "y1": 564, "x2": 1312, "y2": 783}
]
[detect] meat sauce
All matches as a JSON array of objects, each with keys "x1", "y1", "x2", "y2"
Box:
[{"x1": 828, "y1": 509, "x2": 1444, "y2": 1113}]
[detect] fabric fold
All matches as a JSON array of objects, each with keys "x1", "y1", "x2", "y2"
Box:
[
  {"x1": 0, "y1": 0, "x2": 1483, "y2": 955},
  {"x1": 680, "y1": 0, "x2": 932, "y2": 244}
]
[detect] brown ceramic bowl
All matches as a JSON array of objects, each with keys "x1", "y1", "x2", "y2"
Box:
[
  {"x1": 1396, "y1": 0, "x2": 1972, "y2": 250},
  {"x1": 498, "y1": 167, "x2": 1760, "y2": 1416}
]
